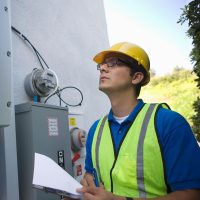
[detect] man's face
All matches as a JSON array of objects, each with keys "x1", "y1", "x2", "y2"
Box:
[{"x1": 98, "y1": 56, "x2": 134, "y2": 94}]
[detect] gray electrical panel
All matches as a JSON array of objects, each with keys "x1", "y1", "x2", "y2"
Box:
[
  {"x1": 15, "y1": 102, "x2": 73, "y2": 200},
  {"x1": 0, "y1": 0, "x2": 12, "y2": 127}
]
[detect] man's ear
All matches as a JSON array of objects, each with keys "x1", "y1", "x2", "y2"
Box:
[{"x1": 132, "y1": 72, "x2": 144, "y2": 85}]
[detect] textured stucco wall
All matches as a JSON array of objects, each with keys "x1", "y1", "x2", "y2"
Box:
[
  {"x1": 1, "y1": 1, "x2": 110, "y2": 199},
  {"x1": 11, "y1": 0, "x2": 110, "y2": 130}
]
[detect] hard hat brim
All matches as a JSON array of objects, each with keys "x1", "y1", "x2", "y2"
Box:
[{"x1": 93, "y1": 50, "x2": 130, "y2": 64}]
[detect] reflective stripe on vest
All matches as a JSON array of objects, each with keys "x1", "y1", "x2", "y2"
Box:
[{"x1": 91, "y1": 103, "x2": 169, "y2": 198}]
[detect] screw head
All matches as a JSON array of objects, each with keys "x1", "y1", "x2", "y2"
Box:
[
  {"x1": 7, "y1": 101, "x2": 11, "y2": 107},
  {"x1": 4, "y1": 7, "x2": 8, "y2": 12},
  {"x1": 7, "y1": 51, "x2": 11, "y2": 57}
]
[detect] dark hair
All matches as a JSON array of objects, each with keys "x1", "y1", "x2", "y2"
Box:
[
  {"x1": 118, "y1": 55, "x2": 148, "y2": 97},
  {"x1": 129, "y1": 66, "x2": 147, "y2": 97},
  {"x1": 127, "y1": 64, "x2": 148, "y2": 97}
]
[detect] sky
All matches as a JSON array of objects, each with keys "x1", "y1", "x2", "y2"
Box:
[{"x1": 103, "y1": 0, "x2": 193, "y2": 76}]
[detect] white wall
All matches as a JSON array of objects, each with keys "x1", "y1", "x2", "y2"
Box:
[
  {"x1": 0, "y1": 1, "x2": 110, "y2": 200},
  {"x1": 11, "y1": 0, "x2": 110, "y2": 131}
]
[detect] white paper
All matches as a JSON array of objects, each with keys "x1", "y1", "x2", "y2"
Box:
[{"x1": 32, "y1": 153, "x2": 82, "y2": 199}]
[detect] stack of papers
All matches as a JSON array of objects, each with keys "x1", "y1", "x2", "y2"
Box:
[{"x1": 32, "y1": 153, "x2": 82, "y2": 199}]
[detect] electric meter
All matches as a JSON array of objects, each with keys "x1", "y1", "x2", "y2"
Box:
[{"x1": 24, "y1": 68, "x2": 58, "y2": 97}]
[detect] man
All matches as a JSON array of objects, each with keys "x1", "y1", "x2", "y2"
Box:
[{"x1": 68, "y1": 42, "x2": 200, "y2": 199}]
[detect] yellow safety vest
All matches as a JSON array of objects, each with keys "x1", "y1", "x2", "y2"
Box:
[{"x1": 91, "y1": 103, "x2": 170, "y2": 198}]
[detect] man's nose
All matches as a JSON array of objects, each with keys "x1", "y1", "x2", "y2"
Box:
[{"x1": 99, "y1": 63, "x2": 109, "y2": 72}]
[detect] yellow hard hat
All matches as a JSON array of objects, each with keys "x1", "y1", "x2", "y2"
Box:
[{"x1": 93, "y1": 42, "x2": 150, "y2": 85}]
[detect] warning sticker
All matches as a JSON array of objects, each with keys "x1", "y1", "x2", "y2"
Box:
[
  {"x1": 48, "y1": 118, "x2": 58, "y2": 136},
  {"x1": 69, "y1": 117, "x2": 76, "y2": 126}
]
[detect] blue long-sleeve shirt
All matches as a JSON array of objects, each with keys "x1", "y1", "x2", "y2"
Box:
[{"x1": 85, "y1": 99, "x2": 200, "y2": 191}]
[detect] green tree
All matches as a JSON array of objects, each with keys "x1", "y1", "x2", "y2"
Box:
[
  {"x1": 178, "y1": 0, "x2": 200, "y2": 141},
  {"x1": 140, "y1": 69, "x2": 199, "y2": 126}
]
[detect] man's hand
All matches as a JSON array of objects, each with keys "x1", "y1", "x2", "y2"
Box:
[
  {"x1": 80, "y1": 173, "x2": 96, "y2": 187},
  {"x1": 64, "y1": 173, "x2": 96, "y2": 200},
  {"x1": 77, "y1": 184, "x2": 116, "y2": 200},
  {"x1": 75, "y1": 172, "x2": 115, "y2": 200}
]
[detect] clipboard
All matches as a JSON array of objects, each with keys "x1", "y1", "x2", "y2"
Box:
[{"x1": 32, "y1": 153, "x2": 83, "y2": 199}]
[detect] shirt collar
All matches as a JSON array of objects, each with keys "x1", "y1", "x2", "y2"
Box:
[{"x1": 108, "y1": 99, "x2": 145, "y2": 123}]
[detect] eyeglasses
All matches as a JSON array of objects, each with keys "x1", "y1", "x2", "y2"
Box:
[{"x1": 97, "y1": 58, "x2": 131, "y2": 70}]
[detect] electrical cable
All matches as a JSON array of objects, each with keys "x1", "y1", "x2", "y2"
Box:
[
  {"x1": 57, "y1": 91, "x2": 62, "y2": 106},
  {"x1": 43, "y1": 90, "x2": 58, "y2": 104},
  {"x1": 58, "y1": 86, "x2": 84, "y2": 107},
  {"x1": 11, "y1": 26, "x2": 84, "y2": 107},
  {"x1": 12, "y1": 26, "x2": 45, "y2": 69},
  {"x1": 11, "y1": 26, "x2": 49, "y2": 69},
  {"x1": 44, "y1": 86, "x2": 83, "y2": 107}
]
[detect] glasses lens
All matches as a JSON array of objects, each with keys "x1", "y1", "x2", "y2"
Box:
[
  {"x1": 97, "y1": 59, "x2": 117, "y2": 70},
  {"x1": 97, "y1": 64, "x2": 101, "y2": 70},
  {"x1": 97, "y1": 58, "x2": 129, "y2": 70},
  {"x1": 117, "y1": 58, "x2": 134, "y2": 68},
  {"x1": 106, "y1": 59, "x2": 118, "y2": 67}
]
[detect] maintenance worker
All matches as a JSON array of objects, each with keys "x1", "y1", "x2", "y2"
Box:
[{"x1": 67, "y1": 42, "x2": 200, "y2": 200}]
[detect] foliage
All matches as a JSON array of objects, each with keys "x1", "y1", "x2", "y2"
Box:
[
  {"x1": 178, "y1": 0, "x2": 200, "y2": 141},
  {"x1": 140, "y1": 69, "x2": 200, "y2": 129}
]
